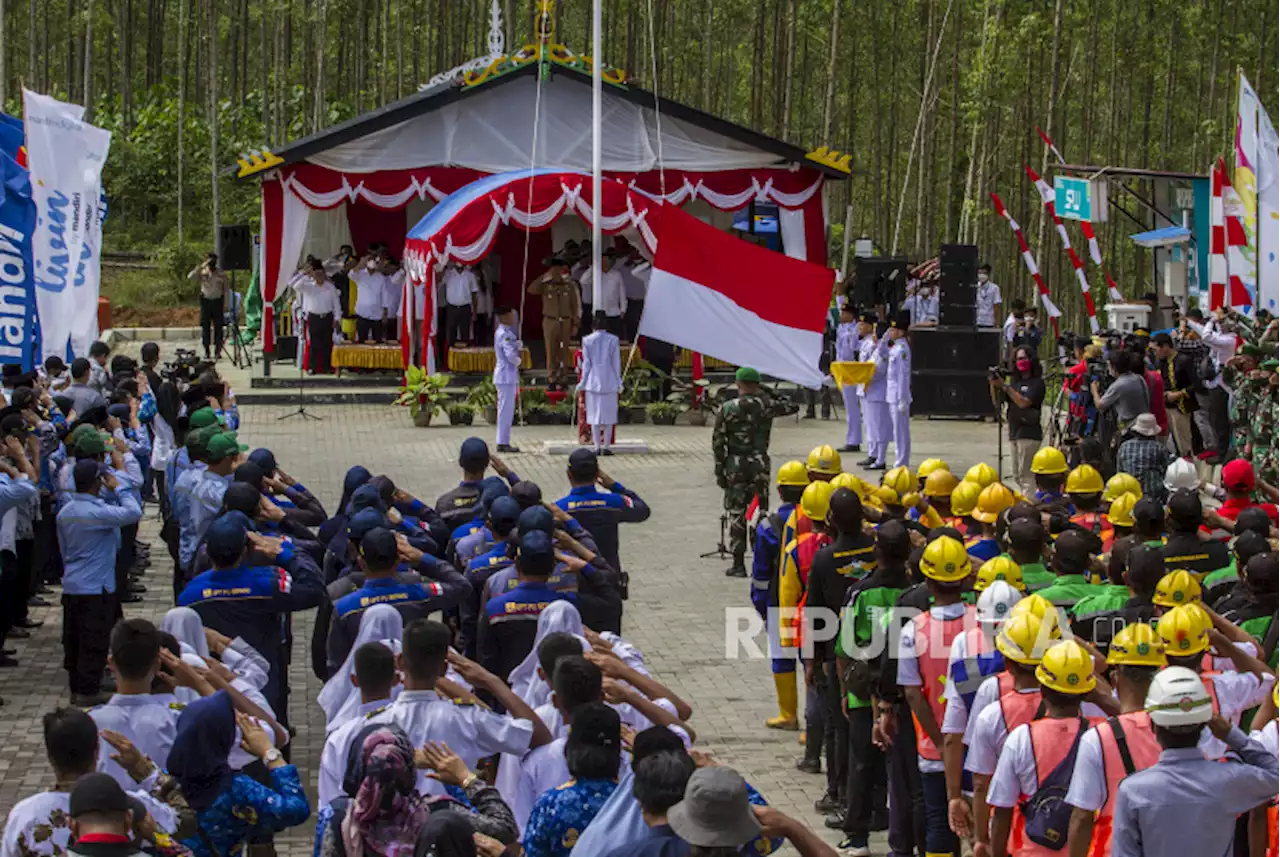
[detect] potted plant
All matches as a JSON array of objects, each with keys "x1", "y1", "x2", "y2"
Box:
[
  {"x1": 521, "y1": 402, "x2": 547, "y2": 425},
  {"x1": 446, "y1": 402, "x2": 476, "y2": 426},
  {"x1": 466, "y1": 377, "x2": 498, "y2": 426},
  {"x1": 547, "y1": 401, "x2": 574, "y2": 424},
  {"x1": 646, "y1": 401, "x2": 682, "y2": 426},
  {"x1": 395, "y1": 367, "x2": 451, "y2": 427},
  {"x1": 667, "y1": 378, "x2": 715, "y2": 426}
]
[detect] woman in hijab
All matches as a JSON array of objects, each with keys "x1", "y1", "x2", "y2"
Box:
[
  {"x1": 161, "y1": 606, "x2": 272, "y2": 695},
  {"x1": 318, "y1": 604, "x2": 404, "y2": 733},
  {"x1": 168, "y1": 691, "x2": 311, "y2": 857},
  {"x1": 507, "y1": 602, "x2": 588, "y2": 708},
  {"x1": 319, "y1": 465, "x2": 374, "y2": 545}
]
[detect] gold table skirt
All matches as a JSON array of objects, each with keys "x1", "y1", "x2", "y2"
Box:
[
  {"x1": 447, "y1": 347, "x2": 533, "y2": 373},
  {"x1": 332, "y1": 344, "x2": 405, "y2": 371}
]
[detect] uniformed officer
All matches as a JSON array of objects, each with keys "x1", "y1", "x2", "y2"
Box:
[
  {"x1": 528, "y1": 255, "x2": 581, "y2": 390},
  {"x1": 435, "y1": 438, "x2": 520, "y2": 530},
  {"x1": 553, "y1": 448, "x2": 649, "y2": 586},
  {"x1": 882, "y1": 314, "x2": 913, "y2": 469},
  {"x1": 834, "y1": 305, "x2": 863, "y2": 453},
  {"x1": 579, "y1": 311, "x2": 623, "y2": 454},
  {"x1": 493, "y1": 305, "x2": 523, "y2": 452},
  {"x1": 712, "y1": 367, "x2": 785, "y2": 577},
  {"x1": 324, "y1": 527, "x2": 469, "y2": 676},
  {"x1": 856, "y1": 316, "x2": 890, "y2": 471}
]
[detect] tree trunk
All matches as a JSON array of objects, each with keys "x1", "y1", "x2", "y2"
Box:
[
  {"x1": 177, "y1": 0, "x2": 185, "y2": 239},
  {"x1": 207, "y1": 0, "x2": 219, "y2": 241},
  {"x1": 944, "y1": 0, "x2": 960, "y2": 241},
  {"x1": 779, "y1": 0, "x2": 796, "y2": 139},
  {"x1": 1034, "y1": 0, "x2": 1065, "y2": 273},
  {"x1": 821, "y1": 0, "x2": 840, "y2": 141},
  {"x1": 314, "y1": 0, "x2": 327, "y2": 129},
  {"x1": 83, "y1": 0, "x2": 93, "y2": 117}
]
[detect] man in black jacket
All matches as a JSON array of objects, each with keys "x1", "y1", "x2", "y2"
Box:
[
  {"x1": 553, "y1": 448, "x2": 650, "y2": 587},
  {"x1": 1161, "y1": 490, "x2": 1230, "y2": 577},
  {"x1": 1153, "y1": 332, "x2": 1199, "y2": 457}
]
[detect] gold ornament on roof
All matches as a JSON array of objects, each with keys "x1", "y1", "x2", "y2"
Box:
[
  {"x1": 805, "y1": 146, "x2": 853, "y2": 174},
  {"x1": 236, "y1": 149, "x2": 284, "y2": 178}
]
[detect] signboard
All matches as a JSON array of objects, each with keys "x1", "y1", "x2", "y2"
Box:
[{"x1": 1055, "y1": 175, "x2": 1109, "y2": 223}]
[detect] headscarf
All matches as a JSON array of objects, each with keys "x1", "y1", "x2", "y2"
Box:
[
  {"x1": 506, "y1": 601, "x2": 588, "y2": 708},
  {"x1": 160, "y1": 607, "x2": 211, "y2": 659},
  {"x1": 167, "y1": 690, "x2": 236, "y2": 811},
  {"x1": 338, "y1": 466, "x2": 373, "y2": 516},
  {"x1": 319, "y1": 604, "x2": 404, "y2": 732},
  {"x1": 413, "y1": 813, "x2": 476, "y2": 857},
  {"x1": 341, "y1": 726, "x2": 432, "y2": 857}
]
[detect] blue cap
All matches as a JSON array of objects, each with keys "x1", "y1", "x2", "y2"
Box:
[
  {"x1": 72, "y1": 458, "x2": 104, "y2": 491},
  {"x1": 347, "y1": 508, "x2": 388, "y2": 542},
  {"x1": 488, "y1": 496, "x2": 522, "y2": 528},
  {"x1": 359, "y1": 527, "x2": 399, "y2": 567},
  {"x1": 459, "y1": 437, "x2": 489, "y2": 469},
  {"x1": 517, "y1": 505, "x2": 555, "y2": 536},
  {"x1": 106, "y1": 403, "x2": 131, "y2": 420},
  {"x1": 518, "y1": 530, "x2": 556, "y2": 575},
  {"x1": 479, "y1": 476, "x2": 510, "y2": 506},
  {"x1": 349, "y1": 484, "x2": 385, "y2": 513},
  {"x1": 205, "y1": 514, "x2": 249, "y2": 562},
  {"x1": 247, "y1": 448, "x2": 277, "y2": 474}
]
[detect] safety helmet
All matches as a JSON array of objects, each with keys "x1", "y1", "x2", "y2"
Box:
[
  {"x1": 1036, "y1": 640, "x2": 1098, "y2": 695},
  {"x1": 964, "y1": 462, "x2": 999, "y2": 488},
  {"x1": 1156, "y1": 603, "x2": 1211, "y2": 656},
  {"x1": 1030, "y1": 446, "x2": 1069, "y2": 475},
  {"x1": 1164, "y1": 458, "x2": 1199, "y2": 493},
  {"x1": 829, "y1": 472, "x2": 864, "y2": 495},
  {"x1": 950, "y1": 480, "x2": 984, "y2": 517},
  {"x1": 1010, "y1": 593, "x2": 1063, "y2": 638},
  {"x1": 799, "y1": 481, "x2": 836, "y2": 523},
  {"x1": 918, "y1": 458, "x2": 950, "y2": 479},
  {"x1": 919, "y1": 535, "x2": 972, "y2": 583},
  {"x1": 806, "y1": 444, "x2": 843, "y2": 476},
  {"x1": 1153, "y1": 570, "x2": 1202, "y2": 608},
  {"x1": 1066, "y1": 464, "x2": 1105, "y2": 495},
  {"x1": 978, "y1": 580, "x2": 1023, "y2": 626},
  {"x1": 971, "y1": 482, "x2": 1015, "y2": 524},
  {"x1": 1145, "y1": 665, "x2": 1213, "y2": 727},
  {"x1": 996, "y1": 613, "x2": 1051, "y2": 664},
  {"x1": 873, "y1": 485, "x2": 901, "y2": 507},
  {"x1": 923, "y1": 469, "x2": 960, "y2": 499},
  {"x1": 975, "y1": 556, "x2": 1025, "y2": 593},
  {"x1": 883, "y1": 466, "x2": 916, "y2": 496},
  {"x1": 1108, "y1": 492, "x2": 1140, "y2": 528},
  {"x1": 777, "y1": 460, "x2": 810, "y2": 487},
  {"x1": 902, "y1": 491, "x2": 924, "y2": 511},
  {"x1": 1104, "y1": 472, "x2": 1143, "y2": 503},
  {"x1": 1107, "y1": 622, "x2": 1167, "y2": 668}
]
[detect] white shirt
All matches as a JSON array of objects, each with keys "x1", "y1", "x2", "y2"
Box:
[
  {"x1": 896, "y1": 602, "x2": 968, "y2": 772},
  {"x1": 443, "y1": 267, "x2": 479, "y2": 307},
  {"x1": 351, "y1": 268, "x2": 390, "y2": 319},
  {"x1": 318, "y1": 697, "x2": 394, "y2": 806},
  {"x1": 580, "y1": 330, "x2": 622, "y2": 394},
  {"x1": 296, "y1": 278, "x2": 344, "y2": 317},
  {"x1": 1065, "y1": 723, "x2": 1126, "y2": 813},
  {"x1": 621, "y1": 261, "x2": 650, "y2": 300},
  {"x1": 976, "y1": 280, "x2": 1002, "y2": 327},
  {"x1": 1, "y1": 779, "x2": 177, "y2": 857},
  {"x1": 1251, "y1": 719, "x2": 1279, "y2": 760},
  {"x1": 964, "y1": 686, "x2": 1039, "y2": 776},
  {"x1": 383, "y1": 270, "x2": 405, "y2": 316},
  {"x1": 597, "y1": 268, "x2": 628, "y2": 317},
  {"x1": 89, "y1": 694, "x2": 183, "y2": 789},
  {"x1": 986, "y1": 721, "x2": 1042, "y2": 808},
  {"x1": 940, "y1": 634, "x2": 1000, "y2": 736}
]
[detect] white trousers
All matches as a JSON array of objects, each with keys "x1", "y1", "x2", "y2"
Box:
[
  {"x1": 842, "y1": 386, "x2": 862, "y2": 447},
  {"x1": 890, "y1": 403, "x2": 911, "y2": 467},
  {"x1": 495, "y1": 383, "x2": 517, "y2": 445},
  {"x1": 864, "y1": 401, "x2": 890, "y2": 464}
]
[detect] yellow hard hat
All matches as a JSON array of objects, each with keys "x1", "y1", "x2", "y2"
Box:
[
  {"x1": 918, "y1": 458, "x2": 950, "y2": 479},
  {"x1": 799, "y1": 481, "x2": 836, "y2": 523},
  {"x1": 1104, "y1": 473, "x2": 1144, "y2": 502},
  {"x1": 971, "y1": 482, "x2": 1015, "y2": 524},
  {"x1": 1036, "y1": 640, "x2": 1098, "y2": 694},
  {"x1": 873, "y1": 485, "x2": 901, "y2": 507},
  {"x1": 1157, "y1": 603, "x2": 1211, "y2": 656},
  {"x1": 883, "y1": 466, "x2": 916, "y2": 496},
  {"x1": 1030, "y1": 446, "x2": 1069, "y2": 475},
  {"x1": 1066, "y1": 464, "x2": 1105, "y2": 495},
  {"x1": 777, "y1": 460, "x2": 810, "y2": 487},
  {"x1": 976, "y1": 556, "x2": 1026, "y2": 593},
  {"x1": 1108, "y1": 492, "x2": 1140, "y2": 528},
  {"x1": 950, "y1": 480, "x2": 984, "y2": 517},
  {"x1": 1107, "y1": 622, "x2": 1167, "y2": 668},
  {"x1": 1010, "y1": 593, "x2": 1063, "y2": 638},
  {"x1": 829, "y1": 472, "x2": 863, "y2": 495},
  {"x1": 806, "y1": 444, "x2": 843, "y2": 476},
  {"x1": 964, "y1": 462, "x2": 999, "y2": 488},
  {"x1": 1153, "y1": 570, "x2": 1203, "y2": 608},
  {"x1": 996, "y1": 613, "x2": 1051, "y2": 664},
  {"x1": 923, "y1": 469, "x2": 960, "y2": 499},
  {"x1": 919, "y1": 536, "x2": 972, "y2": 583},
  {"x1": 902, "y1": 491, "x2": 923, "y2": 510}
]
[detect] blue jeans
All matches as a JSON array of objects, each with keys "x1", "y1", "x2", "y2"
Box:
[{"x1": 920, "y1": 769, "x2": 958, "y2": 856}]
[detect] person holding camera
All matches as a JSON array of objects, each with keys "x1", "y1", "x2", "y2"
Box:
[
  {"x1": 189, "y1": 253, "x2": 228, "y2": 361},
  {"x1": 1091, "y1": 349, "x2": 1150, "y2": 452},
  {"x1": 989, "y1": 345, "x2": 1046, "y2": 496}
]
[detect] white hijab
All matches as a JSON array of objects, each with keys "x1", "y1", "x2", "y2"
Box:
[
  {"x1": 318, "y1": 604, "x2": 405, "y2": 732},
  {"x1": 160, "y1": 607, "x2": 211, "y2": 659},
  {"x1": 507, "y1": 602, "x2": 588, "y2": 709}
]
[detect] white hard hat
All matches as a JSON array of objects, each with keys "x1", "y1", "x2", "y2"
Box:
[
  {"x1": 978, "y1": 580, "x2": 1023, "y2": 626},
  {"x1": 1145, "y1": 665, "x2": 1213, "y2": 727},
  {"x1": 1164, "y1": 458, "x2": 1199, "y2": 493}
]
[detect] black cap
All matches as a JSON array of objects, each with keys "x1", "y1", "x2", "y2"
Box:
[
  {"x1": 1167, "y1": 489, "x2": 1203, "y2": 528},
  {"x1": 510, "y1": 480, "x2": 543, "y2": 508},
  {"x1": 1132, "y1": 497, "x2": 1164, "y2": 528},
  {"x1": 890, "y1": 313, "x2": 911, "y2": 331},
  {"x1": 73, "y1": 458, "x2": 104, "y2": 492},
  {"x1": 349, "y1": 484, "x2": 386, "y2": 513},
  {"x1": 205, "y1": 515, "x2": 249, "y2": 560},
  {"x1": 518, "y1": 530, "x2": 556, "y2": 575},
  {"x1": 858, "y1": 311, "x2": 879, "y2": 325},
  {"x1": 359, "y1": 527, "x2": 400, "y2": 567},
  {"x1": 517, "y1": 505, "x2": 555, "y2": 536},
  {"x1": 459, "y1": 437, "x2": 489, "y2": 469},
  {"x1": 248, "y1": 448, "x2": 278, "y2": 474},
  {"x1": 69, "y1": 772, "x2": 130, "y2": 817},
  {"x1": 488, "y1": 496, "x2": 522, "y2": 528},
  {"x1": 1185, "y1": 307, "x2": 1205, "y2": 321},
  {"x1": 1053, "y1": 530, "x2": 1093, "y2": 574},
  {"x1": 107, "y1": 403, "x2": 131, "y2": 421},
  {"x1": 347, "y1": 508, "x2": 389, "y2": 542}
]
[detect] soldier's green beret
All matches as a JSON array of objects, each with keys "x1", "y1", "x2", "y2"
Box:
[
  {"x1": 735, "y1": 367, "x2": 761, "y2": 383},
  {"x1": 1261, "y1": 359, "x2": 1279, "y2": 371}
]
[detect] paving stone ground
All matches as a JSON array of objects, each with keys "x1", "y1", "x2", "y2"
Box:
[{"x1": 0, "y1": 402, "x2": 1004, "y2": 854}]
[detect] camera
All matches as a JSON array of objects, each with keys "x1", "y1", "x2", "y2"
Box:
[
  {"x1": 987, "y1": 365, "x2": 1005, "y2": 382},
  {"x1": 161, "y1": 348, "x2": 202, "y2": 383}
]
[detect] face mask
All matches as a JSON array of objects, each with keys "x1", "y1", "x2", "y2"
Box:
[
  {"x1": 977, "y1": 273, "x2": 989, "y2": 283},
  {"x1": 367, "y1": 261, "x2": 377, "y2": 271},
  {"x1": 1015, "y1": 358, "x2": 1032, "y2": 372},
  {"x1": 1024, "y1": 316, "x2": 1036, "y2": 324}
]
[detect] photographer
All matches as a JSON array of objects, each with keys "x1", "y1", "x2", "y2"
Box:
[
  {"x1": 989, "y1": 345, "x2": 1046, "y2": 495},
  {"x1": 188, "y1": 253, "x2": 228, "y2": 361},
  {"x1": 1091, "y1": 348, "x2": 1149, "y2": 453}
]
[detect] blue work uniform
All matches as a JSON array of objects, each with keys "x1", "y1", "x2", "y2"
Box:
[
  {"x1": 553, "y1": 481, "x2": 650, "y2": 575},
  {"x1": 475, "y1": 580, "x2": 578, "y2": 680}
]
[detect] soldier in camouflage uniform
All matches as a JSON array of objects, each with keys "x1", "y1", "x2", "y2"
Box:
[
  {"x1": 1250, "y1": 359, "x2": 1278, "y2": 486},
  {"x1": 713, "y1": 366, "x2": 783, "y2": 577},
  {"x1": 1224, "y1": 350, "x2": 1264, "y2": 454}
]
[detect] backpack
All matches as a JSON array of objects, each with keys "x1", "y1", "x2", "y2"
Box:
[{"x1": 1020, "y1": 717, "x2": 1088, "y2": 850}]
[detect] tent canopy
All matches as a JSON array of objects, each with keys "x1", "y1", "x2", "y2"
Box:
[{"x1": 1130, "y1": 225, "x2": 1193, "y2": 248}]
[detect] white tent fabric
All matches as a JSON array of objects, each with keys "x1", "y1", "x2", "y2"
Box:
[
  {"x1": 301, "y1": 203, "x2": 352, "y2": 262},
  {"x1": 307, "y1": 76, "x2": 785, "y2": 175}
]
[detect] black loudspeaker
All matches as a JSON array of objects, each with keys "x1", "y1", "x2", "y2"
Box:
[
  {"x1": 940, "y1": 243, "x2": 979, "y2": 267},
  {"x1": 940, "y1": 303, "x2": 977, "y2": 326},
  {"x1": 938, "y1": 281, "x2": 975, "y2": 306},
  {"x1": 852, "y1": 257, "x2": 910, "y2": 308},
  {"x1": 216, "y1": 224, "x2": 254, "y2": 271},
  {"x1": 912, "y1": 327, "x2": 1002, "y2": 372},
  {"x1": 911, "y1": 370, "x2": 996, "y2": 418},
  {"x1": 939, "y1": 243, "x2": 979, "y2": 302}
]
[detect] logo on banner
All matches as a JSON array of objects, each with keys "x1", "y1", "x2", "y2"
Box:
[{"x1": 0, "y1": 223, "x2": 29, "y2": 362}]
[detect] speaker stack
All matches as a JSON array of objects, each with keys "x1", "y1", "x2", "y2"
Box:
[
  {"x1": 911, "y1": 243, "x2": 999, "y2": 418},
  {"x1": 216, "y1": 224, "x2": 255, "y2": 271}
]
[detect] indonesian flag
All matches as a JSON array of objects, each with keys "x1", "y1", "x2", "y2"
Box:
[
  {"x1": 639, "y1": 204, "x2": 834, "y2": 388},
  {"x1": 1220, "y1": 157, "x2": 1254, "y2": 310}
]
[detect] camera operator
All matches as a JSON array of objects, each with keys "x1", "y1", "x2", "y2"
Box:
[
  {"x1": 989, "y1": 345, "x2": 1046, "y2": 495},
  {"x1": 1091, "y1": 348, "x2": 1149, "y2": 454}
]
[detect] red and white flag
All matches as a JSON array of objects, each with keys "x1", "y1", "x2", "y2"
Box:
[{"x1": 639, "y1": 204, "x2": 834, "y2": 388}]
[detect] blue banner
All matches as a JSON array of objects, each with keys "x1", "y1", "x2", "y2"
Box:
[{"x1": 0, "y1": 149, "x2": 38, "y2": 370}]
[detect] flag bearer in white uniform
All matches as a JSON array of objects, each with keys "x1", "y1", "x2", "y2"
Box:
[
  {"x1": 883, "y1": 314, "x2": 913, "y2": 469},
  {"x1": 493, "y1": 306, "x2": 522, "y2": 453},
  {"x1": 580, "y1": 311, "x2": 622, "y2": 455},
  {"x1": 834, "y1": 306, "x2": 864, "y2": 453},
  {"x1": 857, "y1": 314, "x2": 890, "y2": 471}
]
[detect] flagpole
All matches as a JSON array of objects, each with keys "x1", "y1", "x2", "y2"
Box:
[{"x1": 590, "y1": 0, "x2": 603, "y2": 312}]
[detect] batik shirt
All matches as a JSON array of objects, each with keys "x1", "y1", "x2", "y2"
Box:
[
  {"x1": 180, "y1": 767, "x2": 310, "y2": 857},
  {"x1": 522, "y1": 778, "x2": 618, "y2": 857}
]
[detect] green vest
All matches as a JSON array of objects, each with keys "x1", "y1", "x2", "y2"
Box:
[
  {"x1": 1037, "y1": 574, "x2": 1097, "y2": 609},
  {"x1": 1019, "y1": 562, "x2": 1055, "y2": 593},
  {"x1": 1072, "y1": 585, "x2": 1131, "y2": 620},
  {"x1": 837, "y1": 585, "x2": 903, "y2": 708},
  {"x1": 1202, "y1": 559, "x2": 1239, "y2": 590}
]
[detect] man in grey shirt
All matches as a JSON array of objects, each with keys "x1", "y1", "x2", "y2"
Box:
[
  {"x1": 1092, "y1": 349, "x2": 1149, "y2": 423},
  {"x1": 63, "y1": 357, "x2": 106, "y2": 419}
]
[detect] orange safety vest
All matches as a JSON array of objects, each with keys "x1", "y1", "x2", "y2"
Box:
[
  {"x1": 1088, "y1": 711, "x2": 1161, "y2": 857},
  {"x1": 792, "y1": 531, "x2": 830, "y2": 651},
  {"x1": 1010, "y1": 717, "x2": 1089, "y2": 857},
  {"x1": 910, "y1": 606, "x2": 975, "y2": 760},
  {"x1": 998, "y1": 682, "x2": 1043, "y2": 739},
  {"x1": 1070, "y1": 511, "x2": 1116, "y2": 553},
  {"x1": 1268, "y1": 803, "x2": 1278, "y2": 857}
]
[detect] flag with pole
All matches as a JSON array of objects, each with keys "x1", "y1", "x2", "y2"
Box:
[
  {"x1": 990, "y1": 192, "x2": 1061, "y2": 338},
  {"x1": 1026, "y1": 164, "x2": 1101, "y2": 332}
]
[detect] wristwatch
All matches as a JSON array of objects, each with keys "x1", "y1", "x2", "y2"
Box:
[{"x1": 262, "y1": 748, "x2": 283, "y2": 764}]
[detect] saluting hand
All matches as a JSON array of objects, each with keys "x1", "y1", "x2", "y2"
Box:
[
  {"x1": 396, "y1": 532, "x2": 424, "y2": 565},
  {"x1": 246, "y1": 531, "x2": 285, "y2": 559},
  {"x1": 446, "y1": 650, "x2": 498, "y2": 689}
]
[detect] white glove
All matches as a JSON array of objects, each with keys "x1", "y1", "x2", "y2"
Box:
[{"x1": 897, "y1": 401, "x2": 909, "y2": 414}]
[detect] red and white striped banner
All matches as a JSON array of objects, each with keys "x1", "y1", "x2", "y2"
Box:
[
  {"x1": 1026, "y1": 164, "x2": 1102, "y2": 333},
  {"x1": 990, "y1": 192, "x2": 1061, "y2": 338},
  {"x1": 1212, "y1": 157, "x2": 1252, "y2": 311}
]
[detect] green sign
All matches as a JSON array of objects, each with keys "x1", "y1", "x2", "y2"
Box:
[{"x1": 1055, "y1": 176, "x2": 1093, "y2": 221}]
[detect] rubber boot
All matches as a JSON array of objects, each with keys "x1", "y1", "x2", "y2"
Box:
[{"x1": 765, "y1": 672, "x2": 799, "y2": 730}]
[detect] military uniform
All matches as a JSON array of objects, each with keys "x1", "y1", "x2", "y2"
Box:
[
  {"x1": 1251, "y1": 372, "x2": 1278, "y2": 485},
  {"x1": 528, "y1": 263, "x2": 581, "y2": 387},
  {"x1": 713, "y1": 369, "x2": 782, "y2": 570}
]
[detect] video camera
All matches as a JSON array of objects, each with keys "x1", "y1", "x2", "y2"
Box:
[{"x1": 161, "y1": 348, "x2": 202, "y2": 383}]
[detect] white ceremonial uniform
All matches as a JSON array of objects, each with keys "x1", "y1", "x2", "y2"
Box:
[
  {"x1": 580, "y1": 328, "x2": 622, "y2": 450},
  {"x1": 493, "y1": 321, "x2": 522, "y2": 446},
  {"x1": 350, "y1": 268, "x2": 388, "y2": 322},
  {"x1": 835, "y1": 322, "x2": 862, "y2": 449},
  {"x1": 883, "y1": 333, "x2": 913, "y2": 468},
  {"x1": 975, "y1": 280, "x2": 1002, "y2": 327},
  {"x1": 858, "y1": 334, "x2": 890, "y2": 466},
  {"x1": 597, "y1": 268, "x2": 628, "y2": 321},
  {"x1": 89, "y1": 694, "x2": 182, "y2": 789},
  {"x1": 1, "y1": 777, "x2": 177, "y2": 857},
  {"x1": 318, "y1": 697, "x2": 393, "y2": 806}
]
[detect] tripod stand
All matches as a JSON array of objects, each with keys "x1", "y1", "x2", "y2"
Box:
[
  {"x1": 213, "y1": 273, "x2": 252, "y2": 371},
  {"x1": 278, "y1": 314, "x2": 322, "y2": 422},
  {"x1": 699, "y1": 513, "x2": 733, "y2": 559}
]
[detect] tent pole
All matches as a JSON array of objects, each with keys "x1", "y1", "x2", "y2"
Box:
[{"x1": 591, "y1": 0, "x2": 603, "y2": 310}]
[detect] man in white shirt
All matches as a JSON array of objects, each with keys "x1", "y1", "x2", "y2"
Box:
[
  {"x1": 597, "y1": 248, "x2": 628, "y2": 338},
  {"x1": 902, "y1": 280, "x2": 940, "y2": 327},
  {"x1": 620, "y1": 250, "x2": 650, "y2": 341},
  {"x1": 349, "y1": 252, "x2": 389, "y2": 342},
  {"x1": 443, "y1": 263, "x2": 479, "y2": 349},
  {"x1": 975, "y1": 263, "x2": 1002, "y2": 328},
  {"x1": 381, "y1": 257, "x2": 405, "y2": 343},
  {"x1": 580, "y1": 312, "x2": 622, "y2": 455},
  {"x1": 294, "y1": 261, "x2": 343, "y2": 374}
]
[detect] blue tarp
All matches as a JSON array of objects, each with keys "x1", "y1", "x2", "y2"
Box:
[{"x1": 1130, "y1": 225, "x2": 1192, "y2": 248}]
